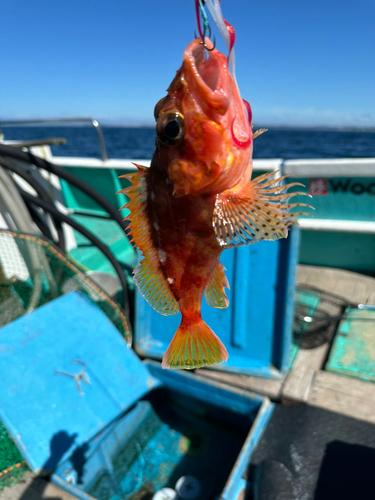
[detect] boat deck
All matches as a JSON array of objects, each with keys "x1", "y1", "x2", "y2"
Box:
[
  {"x1": 1, "y1": 265, "x2": 375, "y2": 500},
  {"x1": 297, "y1": 264, "x2": 375, "y2": 304},
  {"x1": 199, "y1": 264, "x2": 375, "y2": 423},
  {"x1": 249, "y1": 404, "x2": 375, "y2": 500},
  {"x1": 283, "y1": 265, "x2": 375, "y2": 422}
]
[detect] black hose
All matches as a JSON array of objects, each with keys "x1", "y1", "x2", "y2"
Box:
[
  {"x1": 20, "y1": 190, "x2": 130, "y2": 319},
  {"x1": 25, "y1": 201, "x2": 55, "y2": 241},
  {"x1": 0, "y1": 155, "x2": 66, "y2": 251},
  {"x1": 0, "y1": 144, "x2": 128, "y2": 232}
]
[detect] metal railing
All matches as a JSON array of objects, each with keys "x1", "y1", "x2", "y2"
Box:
[{"x1": 0, "y1": 118, "x2": 108, "y2": 162}]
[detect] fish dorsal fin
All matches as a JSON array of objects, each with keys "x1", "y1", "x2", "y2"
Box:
[
  {"x1": 205, "y1": 261, "x2": 230, "y2": 309},
  {"x1": 253, "y1": 128, "x2": 268, "y2": 139},
  {"x1": 213, "y1": 171, "x2": 313, "y2": 248},
  {"x1": 119, "y1": 165, "x2": 179, "y2": 316}
]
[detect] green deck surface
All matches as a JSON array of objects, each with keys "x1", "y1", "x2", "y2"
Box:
[
  {"x1": 60, "y1": 167, "x2": 135, "y2": 218},
  {"x1": 326, "y1": 308, "x2": 375, "y2": 382},
  {"x1": 68, "y1": 215, "x2": 137, "y2": 283},
  {"x1": 60, "y1": 165, "x2": 137, "y2": 281}
]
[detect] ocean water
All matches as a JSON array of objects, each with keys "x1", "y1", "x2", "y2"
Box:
[{"x1": 2, "y1": 125, "x2": 375, "y2": 160}]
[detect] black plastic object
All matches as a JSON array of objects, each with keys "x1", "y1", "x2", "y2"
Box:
[
  {"x1": 19, "y1": 191, "x2": 130, "y2": 320},
  {"x1": 0, "y1": 144, "x2": 128, "y2": 231},
  {"x1": 0, "y1": 144, "x2": 131, "y2": 317},
  {"x1": 248, "y1": 405, "x2": 375, "y2": 500},
  {"x1": 0, "y1": 155, "x2": 65, "y2": 251}
]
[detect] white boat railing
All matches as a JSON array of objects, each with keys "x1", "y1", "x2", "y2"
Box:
[
  {"x1": 284, "y1": 158, "x2": 375, "y2": 177},
  {"x1": 298, "y1": 218, "x2": 375, "y2": 234},
  {"x1": 47, "y1": 156, "x2": 375, "y2": 235},
  {"x1": 2, "y1": 119, "x2": 375, "y2": 235},
  {"x1": 49, "y1": 156, "x2": 375, "y2": 174}
]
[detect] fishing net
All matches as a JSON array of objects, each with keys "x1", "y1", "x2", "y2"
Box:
[
  {"x1": 291, "y1": 284, "x2": 348, "y2": 365},
  {"x1": 0, "y1": 229, "x2": 131, "y2": 339},
  {"x1": 0, "y1": 229, "x2": 132, "y2": 488},
  {"x1": 0, "y1": 422, "x2": 28, "y2": 491}
]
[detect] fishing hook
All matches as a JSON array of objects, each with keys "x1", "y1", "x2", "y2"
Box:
[
  {"x1": 195, "y1": 0, "x2": 216, "y2": 51},
  {"x1": 194, "y1": 25, "x2": 216, "y2": 51}
]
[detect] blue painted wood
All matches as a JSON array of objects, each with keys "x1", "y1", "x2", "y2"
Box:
[
  {"x1": 145, "y1": 360, "x2": 264, "y2": 413},
  {"x1": 222, "y1": 398, "x2": 275, "y2": 500},
  {"x1": 0, "y1": 291, "x2": 273, "y2": 500},
  {"x1": 0, "y1": 292, "x2": 157, "y2": 472},
  {"x1": 276, "y1": 226, "x2": 301, "y2": 372},
  {"x1": 51, "y1": 361, "x2": 273, "y2": 500},
  {"x1": 0, "y1": 290, "x2": 272, "y2": 500},
  {"x1": 135, "y1": 227, "x2": 300, "y2": 379}
]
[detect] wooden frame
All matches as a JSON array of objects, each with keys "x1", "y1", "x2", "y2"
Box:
[{"x1": 199, "y1": 265, "x2": 375, "y2": 425}]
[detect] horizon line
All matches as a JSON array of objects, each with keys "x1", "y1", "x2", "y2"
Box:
[{"x1": 1, "y1": 120, "x2": 374, "y2": 133}]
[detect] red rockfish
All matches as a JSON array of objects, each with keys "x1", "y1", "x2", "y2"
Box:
[{"x1": 120, "y1": 39, "x2": 310, "y2": 370}]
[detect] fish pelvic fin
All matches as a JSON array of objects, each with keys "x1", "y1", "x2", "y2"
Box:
[
  {"x1": 162, "y1": 318, "x2": 228, "y2": 370},
  {"x1": 118, "y1": 165, "x2": 179, "y2": 316},
  {"x1": 205, "y1": 261, "x2": 229, "y2": 309},
  {"x1": 213, "y1": 171, "x2": 314, "y2": 248}
]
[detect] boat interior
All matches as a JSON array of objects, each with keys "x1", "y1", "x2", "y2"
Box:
[{"x1": 0, "y1": 118, "x2": 375, "y2": 500}]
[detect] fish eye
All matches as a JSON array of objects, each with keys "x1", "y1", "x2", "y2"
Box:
[{"x1": 156, "y1": 112, "x2": 185, "y2": 146}]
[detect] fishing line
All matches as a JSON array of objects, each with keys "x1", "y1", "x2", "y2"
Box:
[
  {"x1": 204, "y1": 0, "x2": 237, "y2": 81},
  {"x1": 202, "y1": 1, "x2": 253, "y2": 131},
  {"x1": 195, "y1": 0, "x2": 216, "y2": 51},
  {"x1": 195, "y1": 0, "x2": 208, "y2": 40}
]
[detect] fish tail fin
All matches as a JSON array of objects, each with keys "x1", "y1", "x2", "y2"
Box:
[{"x1": 162, "y1": 318, "x2": 228, "y2": 370}]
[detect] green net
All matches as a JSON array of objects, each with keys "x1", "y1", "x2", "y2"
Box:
[
  {"x1": 0, "y1": 422, "x2": 28, "y2": 491},
  {"x1": 0, "y1": 229, "x2": 131, "y2": 340},
  {"x1": 0, "y1": 229, "x2": 132, "y2": 487}
]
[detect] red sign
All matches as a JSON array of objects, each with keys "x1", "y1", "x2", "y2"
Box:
[{"x1": 308, "y1": 178, "x2": 328, "y2": 196}]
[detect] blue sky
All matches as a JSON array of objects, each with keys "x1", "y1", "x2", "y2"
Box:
[{"x1": 1, "y1": 0, "x2": 374, "y2": 127}]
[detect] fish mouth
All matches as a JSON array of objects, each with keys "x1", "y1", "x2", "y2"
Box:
[{"x1": 183, "y1": 39, "x2": 230, "y2": 114}]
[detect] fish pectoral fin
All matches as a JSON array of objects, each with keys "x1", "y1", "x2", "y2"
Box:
[
  {"x1": 213, "y1": 171, "x2": 314, "y2": 248},
  {"x1": 119, "y1": 165, "x2": 179, "y2": 316},
  {"x1": 205, "y1": 261, "x2": 229, "y2": 309}
]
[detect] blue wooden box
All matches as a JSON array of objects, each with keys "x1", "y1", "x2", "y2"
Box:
[
  {"x1": 0, "y1": 292, "x2": 274, "y2": 500},
  {"x1": 135, "y1": 226, "x2": 300, "y2": 379}
]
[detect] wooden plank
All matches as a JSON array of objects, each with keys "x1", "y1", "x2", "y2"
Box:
[
  {"x1": 282, "y1": 281, "x2": 339, "y2": 404},
  {"x1": 297, "y1": 265, "x2": 375, "y2": 305},
  {"x1": 307, "y1": 370, "x2": 375, "y2": 424},
  {"x1": 311, "y1": 370, "x2": 375, "y2": 400},
  {"x1": 199, "y1": 266, "x2": 375, "y2": 406},
  {"x1": 282, "y1": 265, "x2": 375, "y2": 404},
  {"x1": 281, "y1": 342, "x2": 330, "y2": 403},
  {"x1": 195, "y1": 369, "x2": 282, "y2": 400},
  {"x1": 0, "y1": 471, "x2": 79, "y2": 500}
]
